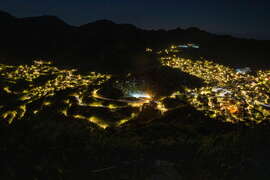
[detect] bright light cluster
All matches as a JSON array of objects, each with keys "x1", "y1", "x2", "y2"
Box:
[
  {"x1": 114, "y1": 79, "x2": 151, "y2": 98},
  {"x1": 130, "y1": 92, "x2": 151, "y2": 99},
  {"x1": 1, "y1": 44, "x2": 269, "y2": 128},
  {"x1": 0, "y1": 61, "x2": 146, "y2": 128},
  {"x1": 0, "y1": 61, "x2": 112, "y2": 127},
  {"x1": 161, "y1": 57, "x2": 237, "y2": 84},
  {"x1": 0, "y1": 60, "x2": 55, "y2": 82},
  {"x1": 160, "y1": 45, "x2": 270, "y2": 124}
]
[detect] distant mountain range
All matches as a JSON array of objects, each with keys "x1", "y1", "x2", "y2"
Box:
[{"x1": 0, "y1": 10, "x2": 269, "y2": 73}]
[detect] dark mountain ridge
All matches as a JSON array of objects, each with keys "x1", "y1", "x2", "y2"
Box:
[{"x1": 0, "y1": 10, "x2": 269, "y2": 72}]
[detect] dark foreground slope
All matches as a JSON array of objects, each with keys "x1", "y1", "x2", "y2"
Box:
[
  {"x1": 0, "y1": 10, "x2": 269, "y2": 73},
  {"x1": 2, "y1": 103, "x2": 270, "y2": 180}
]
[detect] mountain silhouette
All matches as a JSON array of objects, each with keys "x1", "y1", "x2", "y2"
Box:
[
  {"x1": 0, "y1": 10, "x2": 269, "y2": 72},
  {"x1": 20, "y1": 15, "x2": 69, "y2": 27},
  {"x1": 0, "y1": 10, "x2": 16, "y2": 23}
]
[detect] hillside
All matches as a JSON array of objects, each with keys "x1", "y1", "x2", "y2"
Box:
[{"x1": 0, "y1": 10, "x2": 269, "y2": 72}]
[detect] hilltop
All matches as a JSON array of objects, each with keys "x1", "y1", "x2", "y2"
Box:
[{"x1": 0, "y1": 10, "x2": 269, "y2": 73}]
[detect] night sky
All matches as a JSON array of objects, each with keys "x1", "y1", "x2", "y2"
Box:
[{"x1": 0, "y1": 0, "x2": 269, "y2": 39}]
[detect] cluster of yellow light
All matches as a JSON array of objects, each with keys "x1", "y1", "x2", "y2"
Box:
[
  {"x1": 157, "y1": 46, "x2": 181, "y2": 55},
  {"x1": 88, "y1": 116, "x2": 109, "y2": 129},
  {"x1": 145, "y1": 48, "x2": 153, "y2": 52},
  {"x1": 0, "y1": 60, "x2": 150, "y2": 128},
  {"x1": 185, "y1": 82, "x2": 270, "y2": 124},
  {"x1": 160, "y1": 45, "x2": 270, "y2": 124},
  {"x1": 116, "y1": 113, "x2": 138, "y2": 127},
  {"x1": 0, "y1": 60, "x2": 112, "y2": 127},
  {"x1": 19, "y1": 70, "x2": 110, "y2": 101},
  {"x1": 1, "y1": 111, "x2": 17, "y2": 124},
  {"x1": 3, "y1": 86, "x2": 12, "y2": 94},
  {"x1": 0, "y1": 60, "x2": 55, "y2": 82},
  {"x1": 161, "y1": 57, "x2": 240, "y2": 84},
  {"x1": 156, "y1": 101, "x2": 168, "y2": 114},
  {"x1": 4, "y1": 46, "x2": 268, "y2": 127},
  {"x1": 70, "y1": 114, "x2": 109, "y2": 129},
  {"x1": 59, "y1": 109, "x2": 68, "y2": 116},
  {"x1": 0, "y1": 105, "x2": 26, "y2": 124}
]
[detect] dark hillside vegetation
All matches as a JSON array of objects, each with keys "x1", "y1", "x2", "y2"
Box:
[{"x1": 0, "y1": 10, "x2": 269, "y2": 72}]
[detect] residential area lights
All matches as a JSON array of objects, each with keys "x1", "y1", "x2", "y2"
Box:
[
  {"x1": 0, "y1": 44, "x2": 269, "y2": 127},
  {"x1": 160, "y1": 45, "x2": 270, "y2": 124}
]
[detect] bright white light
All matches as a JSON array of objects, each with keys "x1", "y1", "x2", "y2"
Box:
[
  {"x1": 235, "y1": 67, "x2": 251, "y2": 74},
  {"x1": 130, "y1": 92, "x2": 151, "y2": 99}
]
